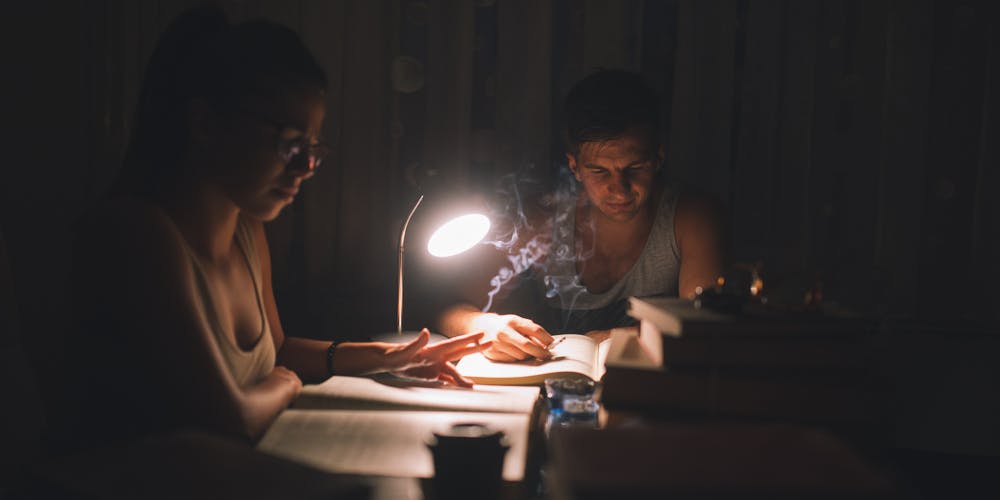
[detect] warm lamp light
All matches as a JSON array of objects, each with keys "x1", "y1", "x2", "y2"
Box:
[
  {"x1": 397, "y1": 195, "x2": 490, "y2": 334},
  {"x1": 427, "y1": 214, "x2": 491, "y2": 257}
]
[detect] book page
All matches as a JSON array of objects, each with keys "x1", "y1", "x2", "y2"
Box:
[
  {"x1": 605, "y1": 322, "x2": 663, "y2": 370},
  {"x1": 456, "y1": 334, "x2": 602, "y2": 384},
  {"x1": 294, "y1": 375, "x2": 539, "y2": 413},
  {"x1": 596, "y1": 334, "x2": 614, "y2": 379},
  {"x1": 258, "y1": 409, "x2": 530, "y2": 481}
]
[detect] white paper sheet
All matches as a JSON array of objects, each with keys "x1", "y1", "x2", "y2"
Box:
[{"x1": 257, "y1": 409, "x2": 530, "y2": 481}]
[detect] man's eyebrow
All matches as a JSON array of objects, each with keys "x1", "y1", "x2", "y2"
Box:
[{"x1": 583, "y1": 159, "x2": 650, "y2": 169}]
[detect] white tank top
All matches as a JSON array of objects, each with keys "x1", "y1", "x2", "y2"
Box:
[
  {"x1": 181, "y1": 216, "x2": 275, "y2": 387},
  {"x1": 537, "y1": 183, "x2": 681, "y2": 333}
]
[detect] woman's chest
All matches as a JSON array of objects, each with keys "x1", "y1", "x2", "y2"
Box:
[{"x1": 198, "y1": 256, "x2": 264, "y2": 351}]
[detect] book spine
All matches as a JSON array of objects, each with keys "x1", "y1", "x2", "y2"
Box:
[{"x1": 601, "y1": 366, "x2": 887, "y2": 424}]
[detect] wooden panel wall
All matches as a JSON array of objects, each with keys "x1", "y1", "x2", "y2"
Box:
[{"x1": 4, "y1": 1, "x2": 997, "y2": 370}]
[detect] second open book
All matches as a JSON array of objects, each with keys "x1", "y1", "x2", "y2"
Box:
[
  {"x1": 454, "y1": 333, "x2": 614, "y2": 385},
  {"x1": 257, "y1": 375, "x2": 539, "y2": 481}
]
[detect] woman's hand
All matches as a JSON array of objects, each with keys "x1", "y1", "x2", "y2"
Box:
[
  {"x1": 384, "y1": 329, "x2": 491, "y2": 387},
  {"x1": 471, "y1": 313, "x2": 554, "y2": 362},
  {"x1": 260, "y1": 365, "x2": 303, "y2": 399}
]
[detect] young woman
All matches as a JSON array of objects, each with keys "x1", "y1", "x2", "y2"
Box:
[{"x1": 68, "y1": 7, "x2": 488, "y2": 446}]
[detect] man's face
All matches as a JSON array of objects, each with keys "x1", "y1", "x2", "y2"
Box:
[{"x1": 566, "y1": 129, "x2": 662, "y2": 223}]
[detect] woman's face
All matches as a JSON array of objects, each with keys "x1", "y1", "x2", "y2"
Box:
[{"x1": 209, "y1": 84, "x2": 327, "y2": 221}]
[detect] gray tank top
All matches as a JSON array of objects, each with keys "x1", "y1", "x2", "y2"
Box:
[
  {"x1": 181, "y1": 216, "x2": 276, "y2": 387},
  {"x1": 536, "y1": 184, "x2": 681, "y2": 333}
]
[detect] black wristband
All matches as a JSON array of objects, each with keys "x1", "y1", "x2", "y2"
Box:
[{"x1": 326, "y1": 341, "x2": 338, "y2": 377}]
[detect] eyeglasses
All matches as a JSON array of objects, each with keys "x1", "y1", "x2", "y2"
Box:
[{"x1": 225, "y1": 108, "x2": 331, "y2": 170}]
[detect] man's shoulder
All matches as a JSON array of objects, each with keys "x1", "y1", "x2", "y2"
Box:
[
  {"x1": 672, "y1": 189, "x2": 727, "y2": 250},
  {"x1": 674, "y1": 189, "x2": 725, "y2": 223}
]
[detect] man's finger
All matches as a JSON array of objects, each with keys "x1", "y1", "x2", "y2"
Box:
[
  {"x1": 513, "y1": 320, "x2": 554, "y2": 346},
  {"x1": 492, "y1": 336, "x2": 531, "y2": 361},
  {"x1": 483, "y1": 348, "x2": 518, "y2": 362},
  {"x1": 498, "y1": 330, "x2": 551, "y2": 360}
]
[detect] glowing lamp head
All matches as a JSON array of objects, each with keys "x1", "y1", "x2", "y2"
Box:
[{"x1": 427, "y1": 213, "x2": 490, "y2": 257}]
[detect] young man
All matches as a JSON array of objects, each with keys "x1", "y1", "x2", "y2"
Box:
[{"x1": 438, "y1": 70, "x2": 725, "y2": 361}]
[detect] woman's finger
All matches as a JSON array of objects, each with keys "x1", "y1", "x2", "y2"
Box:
[
  {"x1": 442, "y1": 362, "x2": 474, "y2": 387},
  {"x1": 423, "y1": 331, "x2": 486, "y2": 355},
  {"x1": 406, "y1": 329, "x2": 431, "y2": 350},
  {"x1": 437, "y1": 372, "x2": 459, "y2": 386},
  {"x1": 388, "y1": 329, "x2": 430, "y2": 365},
  {"x1": 441, "y1": 340, "x2": 493, "y2": 362}
]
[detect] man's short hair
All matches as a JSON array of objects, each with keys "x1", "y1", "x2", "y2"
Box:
[{"x1": 564, "y1": 69, "x2": 661, "y2": 154}]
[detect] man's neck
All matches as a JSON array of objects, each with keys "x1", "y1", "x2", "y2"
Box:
[{"x1": 577, "y1": 190, "x2": 660, "y2": 259}]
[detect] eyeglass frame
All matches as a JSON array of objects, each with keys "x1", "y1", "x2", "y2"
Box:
[{"x1": 218, "y1": 106, "x2": 331, "y2": 171}]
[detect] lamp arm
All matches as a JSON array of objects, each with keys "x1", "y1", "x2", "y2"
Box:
[{"x1": 397, "y1": 195, "x2": 424, "y2": 334}]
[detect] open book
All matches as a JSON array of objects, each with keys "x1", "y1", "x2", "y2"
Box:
[
  {"x1": 455, "y1": 334, "x2": 613, "y2": 385},
  {"x1": 259, "y1": 409, "x2": 530, "y2": 481},
  {"x1": 258, "y1": 376, "x2": 538, "y2": 481}
]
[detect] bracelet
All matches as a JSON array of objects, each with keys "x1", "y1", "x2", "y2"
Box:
[{"x1": 326, "y1": 341, "x2": 339, "y2": 377}]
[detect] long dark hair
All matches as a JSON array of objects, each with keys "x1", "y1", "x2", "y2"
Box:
[{"x1": 113, "y1": 5, "x2": 327, "y2": 197}]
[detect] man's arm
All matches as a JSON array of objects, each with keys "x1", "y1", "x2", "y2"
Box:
[
  {"x1": 435, "y1": 242, "x2": 554, "y2": 361},
  {"x1": 674, "y1": 193, "x2": 727, "y2": 299}
]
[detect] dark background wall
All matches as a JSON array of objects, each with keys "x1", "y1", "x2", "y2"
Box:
[{"x1": 2, "y1": 0, "x2": 998, "y2": 464}]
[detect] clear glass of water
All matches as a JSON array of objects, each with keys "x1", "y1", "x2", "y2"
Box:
[{"x1": 544, "y1": 378, "x2": 598, "y2": 417}]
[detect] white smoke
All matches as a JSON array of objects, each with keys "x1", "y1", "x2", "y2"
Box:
[{"x1": 478, "y1": 166, "x2": 595, "y2": 315}]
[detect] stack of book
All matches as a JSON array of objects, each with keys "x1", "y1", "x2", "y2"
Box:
[
  {"x1": 602, "y1": 297, "x2": 885, "y2": 425},
  {"x1": 547, "y1": 423, "x2": 896, "y2": 499}
]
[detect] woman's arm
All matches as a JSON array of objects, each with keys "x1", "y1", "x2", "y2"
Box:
[
  {"x1": 248, "y1": 221, "x2": 489, "y2": 385},
  {"x1": 248, "y1": 220, "x2": 328, "y2": 381}
]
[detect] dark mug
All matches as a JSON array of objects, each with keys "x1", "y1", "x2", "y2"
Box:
[{"x1": 427, "y1": 423, "x2": 509, "y2": 500}]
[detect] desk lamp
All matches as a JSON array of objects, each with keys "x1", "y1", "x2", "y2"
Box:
[{"x1": 397, "y1": 195, "x2": 491, "y2": 334}]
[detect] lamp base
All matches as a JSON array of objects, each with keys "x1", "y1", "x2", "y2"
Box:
[{"x1": 369, "y1": 330, "x2": 449, "y2": 344}]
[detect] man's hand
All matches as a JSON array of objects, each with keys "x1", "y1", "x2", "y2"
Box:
[
  {"x1": 384, "y1": 329, "x2": 491, "y2": 387},
  {"x1": 470, "y1": 313, "x2": 555, "y2": 362}
]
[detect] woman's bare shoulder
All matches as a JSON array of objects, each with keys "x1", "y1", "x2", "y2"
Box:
[{"x1": 74, "y1": 197, "x2": 190, "y2": 275}]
